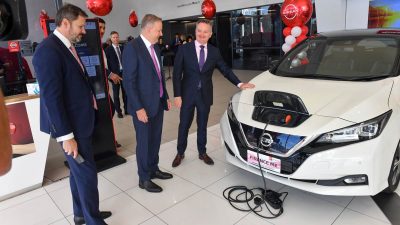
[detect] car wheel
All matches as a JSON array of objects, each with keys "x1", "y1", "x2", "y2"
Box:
[{"x1": 384, "y1": 140, "x2": 400, "y2": 193}]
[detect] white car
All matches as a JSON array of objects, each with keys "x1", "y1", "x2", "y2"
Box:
[{"x1": 220, "y1": 29, "x2": 400, "y2": 196}]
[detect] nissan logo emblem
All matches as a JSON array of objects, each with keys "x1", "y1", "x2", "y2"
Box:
[{"x1": 260, "y1": 132, "x2": 273, "y2": 148}]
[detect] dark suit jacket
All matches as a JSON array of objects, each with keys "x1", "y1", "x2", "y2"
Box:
[
  {"x1": 122, "y1": 36, "x2": 169, "y2": 117},
  {"x1": 105, "y1": 44, "x2": 124, "y2": 76},
  {"x1": 32, "y1": 34, "x2": 95, "y2": 139},
  {"x1": 173, "y1": 41, "x2": 241, "y2": 106}
]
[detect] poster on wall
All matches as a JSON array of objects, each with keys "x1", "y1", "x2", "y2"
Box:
[
  {"x1": 7, "y1": 102, "x2": 36, "y2": 158},
  {"x1": 369, "y1": 0, "x2": 400, "y2": 28}
]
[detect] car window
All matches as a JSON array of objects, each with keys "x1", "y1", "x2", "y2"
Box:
[{"x1": 274, "y1": 37, "x2": 399, "y2": 80}]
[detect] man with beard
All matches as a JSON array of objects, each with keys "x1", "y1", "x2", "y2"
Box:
[{"x1": 33, "y1": 4, "x2": 111, "y2": 225}]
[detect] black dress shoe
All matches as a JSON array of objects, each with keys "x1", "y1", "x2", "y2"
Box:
[
  {"x1": 151, "y1": 170, "x2": 173, "y2": 179},
  {"x1": 117, "y1": 112, "x2": 123, "y2": 118},
  {"x1": 74, "y1": 211, "x2": 112, "y2": 225},
  {"x1": 139, "y1": 180, "x2": 162, "y2": 192},
  {"x1": 172, "y1": 154, "x2": 184, "y2": 167},
  {"x1": 199, "y1": 153, "x2": 214, "y2": 165}
]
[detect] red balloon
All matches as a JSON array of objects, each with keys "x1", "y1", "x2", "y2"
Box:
[
  {"x1": 301, "y1": 25, "x2": 309, "y2": 35},
  {"x1": 87, "y1": 0, "x2": 113, "y2": 16},
  {"x1": 297, "y1": 34, "x2": 308, "y2": 43},
  {"x1": 300, "y1": 58, "x2": 309, "y2": 65},
  {"x1": 201, "y1": 0, "x2": 216, "y2": 19},
  {"x1": 283, "y1": 27, "x2": 292, "y2": 37},
  {"x1": 281, "y1": 0, "x2": 313, "y2": 27},
  {"x1": 129, "y1": 11, "x2": 138, "y2": 27}
]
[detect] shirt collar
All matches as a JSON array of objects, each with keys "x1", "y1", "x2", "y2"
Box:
[
  {"x1": 195, "y1": 40, "x2": 207, "y2": 49},
  {"x1": 140, "y1": 34, "x2": 153, "y2": 49},
  {"x1": 112, "y1": 43, "x2": 119, "y2": 48},
  {"x1": 54, "y1": 29, "x2": 72, "y2": 49}
]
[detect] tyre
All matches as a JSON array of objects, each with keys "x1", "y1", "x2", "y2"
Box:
[{"x1": 383, "y1": 140, "x2": 400, "y2": 193}]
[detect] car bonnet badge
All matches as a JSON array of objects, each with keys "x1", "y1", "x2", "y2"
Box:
[{"x1": 260, "y1": 132, "x2": 273, "y2": 148}]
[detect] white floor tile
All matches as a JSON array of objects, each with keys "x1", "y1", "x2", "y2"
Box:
[
  {"x1": 0, "y1": 194, "x2": 64, "y2": 225},
  {"x1": 308, "y1": 193, "x2": 354, "y2": 208},
  {"x1": 267, "y1": 187, "x2": 345, "y2": 225},
  {"x1": 206, "y1": 169, "x2": 284, "y2": 200},
  {"x1": 101, "y1": 161, "x2": 139, "y2": 191},
  {"x1": 333, "y1": 209, "x2": 390, "y2": 225},
  {"x1": 158, "y1": 143, "x2": 198, "y2": 170},
  {"x1": 0, "y1": 187, "x2": 47, "y2": 212},
  {"x1": 235, "y1": 213, "x2": 275, "y2": 225},
  {"x1": 347, "y1": 196, "x2": 390, "y2": 223},
  {"x1": 209, "y1": 147, "x2": 230, "y2": 162},
  {"x1": 49, "y1": 218, "x2": 70, "y2": 225},
  {"x1": 49, "y1": 175, "x2": 122, "y2": 216},
  {"x1": 100, "y1": 193, "x2": 153, "y2": 225},
  {"x1": 44, "y1": 178, "x2": 70, "y2": 193},
  {"x1": 140, "y1": 216, "x2": 167, "y2": 225},
  {"x1": 171, "y1": 158, "x2": 237, "y2": 188},
  {"x1": 126, "y1": 175, "x2": 201, "y2": 214},
  {"x1": 158, "y1": 190, "x2": 248, "y2": 225}
]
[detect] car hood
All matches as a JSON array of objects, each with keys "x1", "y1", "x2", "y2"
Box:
[{"x1": 240, "y1": 72, "x2": 393, "y2": 123}]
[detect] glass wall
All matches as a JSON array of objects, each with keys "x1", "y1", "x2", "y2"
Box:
[{"x1": 231, "y1": 4, "x2": 284, "y2": 70}]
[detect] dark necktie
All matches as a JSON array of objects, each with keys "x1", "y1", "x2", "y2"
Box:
[
  {"x1": 199, "y1": 45, "x2": 205, "y2": 71},
  {"x1": 116, "y1": 46, "x2": 122, "y2": 69}
]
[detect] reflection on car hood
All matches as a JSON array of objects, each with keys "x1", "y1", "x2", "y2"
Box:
[{"x1": 242, "y1": 72, "x2": 393, "y2": 123}]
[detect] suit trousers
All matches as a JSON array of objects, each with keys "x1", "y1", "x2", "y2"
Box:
[
  {"x1": 132, "y1": 100, "x2": 164, "y2": 181},
  {"x1": 177, "y1": 90, "x2": 211, "y2": 155},
  {"x1": 111, "y1": 74, "x2": 127, "y2": 114},
  {"x1": 63, "y1": 137, "x2": 106, "y2": 225}
]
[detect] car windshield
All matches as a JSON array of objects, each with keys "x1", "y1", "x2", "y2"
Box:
[{"x1": 273, "y1": 37, "x2": 399, "y2": 80}]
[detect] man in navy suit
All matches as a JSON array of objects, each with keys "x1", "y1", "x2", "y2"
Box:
[
  {"x1": 32, "y1": 4, "x2": 110, "y2": 225},
  {"x1": 105, "y1": 31, "x2": 127, "y2": 118},
  {"x1": 172, "y1": 19, "x2": 255, "y2": 167},
  {"x1": 122, "y1": 14, "x2": 173, "y2": 193}
]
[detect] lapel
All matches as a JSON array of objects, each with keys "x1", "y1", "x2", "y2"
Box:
[
  {"x1": 202, "y1": 44, "x2": 212, "y2": 72},
  {"x1": 51, "y1": 34, "x2": 86, "y2": 77},
  {"x1": 189, "y1": 42, "x2": 201, "y2": 73},
  {"x1": 137, "y1": 36, "x2": 159, "y2": 79}
]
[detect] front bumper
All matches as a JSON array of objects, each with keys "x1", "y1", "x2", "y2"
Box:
[{"x1": 220, "y1": 111, "x2": 391, "y2": 196}]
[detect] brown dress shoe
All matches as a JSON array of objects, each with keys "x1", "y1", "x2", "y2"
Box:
[
  {"x1": 199, "y1": 153, "x2": 214, "y2": 165},
  {"x1": 172, "y1": 154, "x2": 185, "y2": 167}
]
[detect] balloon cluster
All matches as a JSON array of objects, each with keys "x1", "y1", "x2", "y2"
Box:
[
  {"x1": 201, "y1": 0, "x2": 216, "y2": 19},
  {"x1": 280, "y1": 0, "x2": 313, "y2": 53}
]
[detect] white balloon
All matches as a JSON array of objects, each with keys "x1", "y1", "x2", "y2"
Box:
[
  {"x1": 291, "y1": 58, "x2": 301, "y2": 67},
  {"x1": 297, "y1": 51, "x2": 307, "y2": 59},
  {"x1": 285, "y1": 35, "x2": 296, "y2": 45},
  {"x1": 282, "y1": 43, "x2": 291, "y2": 53},
  {"x1": 291, "y1": 26, "x2": 302, "y2": 37}
]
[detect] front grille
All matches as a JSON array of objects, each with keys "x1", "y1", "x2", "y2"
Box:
[
  {"x1": 227, "y1": 114, "x2": 311, "y2": 175},
  {"x1": 241, "y1": 123, "x2": 304, "y2": 155}
]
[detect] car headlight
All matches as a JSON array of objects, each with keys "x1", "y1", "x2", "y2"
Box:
[
  {"x1": 227, "y1": 100, "x2": 238, "y2": 123},
  {"x1": 315, "y1": 110, "x2": 392, "y2": 144}
]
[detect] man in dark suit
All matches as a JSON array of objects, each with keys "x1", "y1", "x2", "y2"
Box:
[
  {"x1": 105, "y1": 31, "x2": 127, "y2": 118},
  {"x1": 172, "y1": 19, "x2": 255, "y2": 167},
  {"x1": 32, "y1": 4, "x2": 111, "y2": 225},
  {"x1": 122, "y1": 14, "x2": 173, "y2": 193}
]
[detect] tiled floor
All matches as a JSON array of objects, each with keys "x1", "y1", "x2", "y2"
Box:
[{"x1": 0, "y1": 70, "x2": 395, "y2": 224}]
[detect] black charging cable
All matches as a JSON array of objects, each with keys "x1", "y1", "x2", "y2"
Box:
[{"x1": 223, "y1": 122, "x2": 288, "y2": 219}]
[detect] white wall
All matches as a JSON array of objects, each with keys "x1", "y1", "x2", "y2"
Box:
[{"x1": 315, "y1": 0, "x2": 369, "y2": 32}]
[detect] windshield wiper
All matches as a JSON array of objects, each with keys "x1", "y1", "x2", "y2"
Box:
[
  {"x1": 280, "y1": 73, "x2": 350, "y2": 81},
  {"x1": 348, "y1": 75, "x2": 392, "y2": 81}
]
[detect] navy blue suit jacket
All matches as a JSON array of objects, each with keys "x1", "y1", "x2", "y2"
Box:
[
  {"x1": 122, "y1": 36, "x2": 169, "y2": 117},
  {"x1": 173, "y1": 41, "x2": 241, "y2": 106},
  {"x1": 33, "y1": 34, "x2": 95, "y2": 139},
  {"x1": 105, "y1": 45, "x2": 123, "y2": 76}
]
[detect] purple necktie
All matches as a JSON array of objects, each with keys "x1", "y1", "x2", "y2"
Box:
[
  {"x1": 150, "y1": 44, "x2": 163, "y2": 97},
  {"x1": 199, "y1": 45, "x2": 205, "y2": 71}
]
